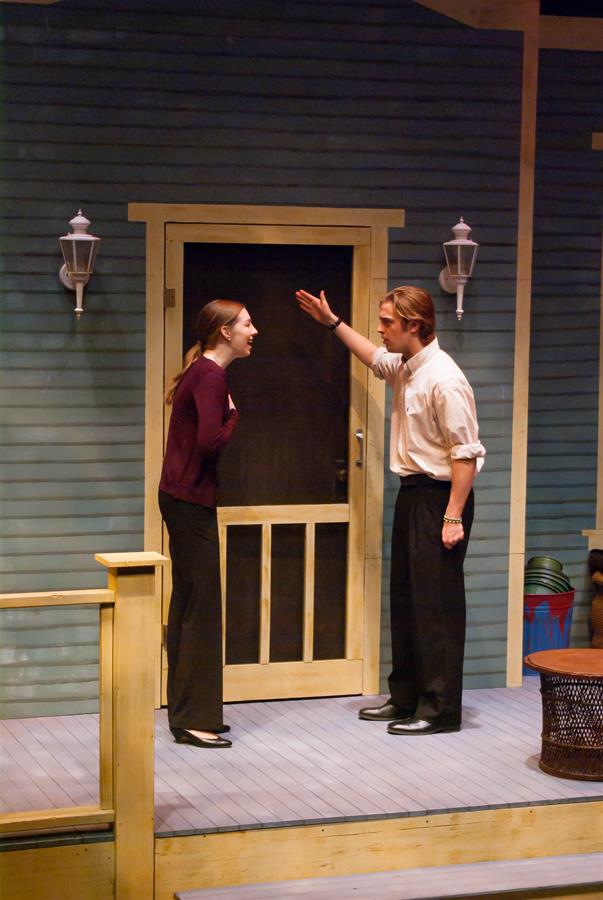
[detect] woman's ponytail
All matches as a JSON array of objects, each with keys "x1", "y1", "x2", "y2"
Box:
[{"x1": 164, "y1": 344, "x2": 201, "y2": 405}]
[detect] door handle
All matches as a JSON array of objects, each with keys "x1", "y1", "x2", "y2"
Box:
[{"x1": 354, "y1": 429, "x2": 364, "y2": 468}]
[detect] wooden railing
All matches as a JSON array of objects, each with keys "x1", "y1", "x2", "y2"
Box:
[{"x1": 0, "y1": 551, "x2": 167, "y2": 900}]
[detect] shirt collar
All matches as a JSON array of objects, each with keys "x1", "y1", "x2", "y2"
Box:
[{"x1": 405, "y1": 337, "x2": 439, "y2": 375}]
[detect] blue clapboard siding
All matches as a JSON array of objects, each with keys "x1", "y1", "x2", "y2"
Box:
[
  {"x1": 525, "y1": 49, "x2": 603, "y2": 650},
  {"x1": 0, "y1": 0, "x2": 523, "y2": 715}
]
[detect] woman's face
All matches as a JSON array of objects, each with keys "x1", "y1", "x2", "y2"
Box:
[{"x1": 225, "y1": 308, "x2": 258, "y2": 358}]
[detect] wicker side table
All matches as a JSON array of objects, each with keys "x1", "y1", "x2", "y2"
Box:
[{"x1": 524, "y1": 649, "x2": 603, "y2": 781}]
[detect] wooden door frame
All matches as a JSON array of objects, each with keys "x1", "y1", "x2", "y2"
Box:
[{"x1": 128, "y1": 203, "x2": 404, "y2": 703}]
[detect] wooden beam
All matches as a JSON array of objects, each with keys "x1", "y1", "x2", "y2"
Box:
[
  {"x1": 303, "y1": 523, "x2": 316, "y2": 663},
  {"x1": 581, "y1": 156, "x2": 603, "y2": 553},
  {"x1": 217, "y1": 503, "x2": 349, "y2": 525},
  {"x1": 166, "y1": 223, "x2": 370, "y2": 246},
  {"x1": 224, "y1": 658, "x2": 362, "y2": 701},
  {"x1": 540, "y1": 16, "x2": 603, "y2": 52},
  {"x1": 94, "y1": 550, "x2": 167, "y2": 568},
  {"x1": 414, "y1": 1, "x2": 603, "y2": 50},
  {"x1": 598, "y1": 232, "x2": 603, "y2": 529},
  {"x1": 589, "y1": 233, "x2": 603, "y2": 533},
  {"x1": 129, "y1": 203, "x2": 404, "y2": 228},
  {"x1": 412, "y1": 0, "x2": 536, "y2": 32},
  {"x1": 96, "y1": 554, "x2": 166, "y2": 900},
  {"x1": 0, "y1": 589, "x2": 114, "y2": 610},
  {"x1": 0, "y1": 805, "x2": 114, "y2": 833},
  {"x1": 506, "y1": 13, "x2": 540, "y2": 687},
  {"x1": 362, "y1": 232, "x2": 387, "y2": 693},
  {"x1": 259, "y1": 524, "x2": 272, "y2": 666},
  {"x1": 99, "y1": 604, "x2": 114, "y2": 811}
]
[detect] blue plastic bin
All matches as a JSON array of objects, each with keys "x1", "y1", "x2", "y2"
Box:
[{"x1": 523, "y1": 590, "x2": 574, "y2": 675}]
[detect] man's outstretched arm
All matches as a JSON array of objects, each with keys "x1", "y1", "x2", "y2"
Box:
[{"x1": 296, "y1": 289, "x2": 378, "y2": 368}]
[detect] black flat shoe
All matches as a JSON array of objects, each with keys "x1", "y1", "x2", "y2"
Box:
[
  {"x1": 171, "y1": 728, "x2": 232, "y2": 749},
  {"x1": 171, "y1": 724, "x2": 230, "y2": 735},
  {"x1": 358, "y1": 700, "x2": 413, "y2": 721},
  {"x1": 387, "y1": 716, "x2": 460, "y2": 736}
]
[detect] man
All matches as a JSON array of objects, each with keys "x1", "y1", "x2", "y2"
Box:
[{"x1": 296, "y1": 285, "x2": 485, "y2": 735}]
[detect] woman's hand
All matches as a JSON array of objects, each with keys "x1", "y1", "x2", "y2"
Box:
[
  {"x1": 227, "y1": 393, "x2": 236, "y2": 412},
  {"x1": 295, "y1": 289, "x2": 337, "y2": 327}
]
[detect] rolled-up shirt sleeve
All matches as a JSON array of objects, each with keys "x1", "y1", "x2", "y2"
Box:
[
  {"x1": 433, "y1": 379, "x2": 486, "y2": 465},
  {"x1": 371, "y1": 347, "x2": 403, "y2": 386}
]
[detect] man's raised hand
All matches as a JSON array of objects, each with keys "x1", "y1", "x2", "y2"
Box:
[{"x1": 295, "y1": 289, "x2": 336, "y2": 327}]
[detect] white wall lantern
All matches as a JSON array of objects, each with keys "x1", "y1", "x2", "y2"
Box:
[
  {"x1": 59, "y1": 210, "x2": 101, "y2": 319},
  {"x1": 438, "y1": 217, "x2": 478, "y2": 322}
]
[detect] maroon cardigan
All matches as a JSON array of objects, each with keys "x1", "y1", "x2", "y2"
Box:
[{"x1": 159, "y1": 357, "x2": 239, "y2": 508}]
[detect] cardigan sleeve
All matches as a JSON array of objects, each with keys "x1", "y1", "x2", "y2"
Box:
[{"x1": 193, "y1": 369, "x2": 240, "y2": 456}]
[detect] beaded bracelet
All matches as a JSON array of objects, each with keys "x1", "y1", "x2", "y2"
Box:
[{"x1": 443, "y1": 514, "x2": 462, "y2": 524}]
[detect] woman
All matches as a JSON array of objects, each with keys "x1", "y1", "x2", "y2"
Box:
[{"x1": 159, "y1": 300, "x2": 258, "y2": 749}]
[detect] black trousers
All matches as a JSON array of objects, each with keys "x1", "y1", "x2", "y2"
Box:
[
  {"x1": 158, "y1": 491, "x2": 224, "y2": 732},
  {"x1": 388, "y1": 476, "x2": 474, "y2": 726}
]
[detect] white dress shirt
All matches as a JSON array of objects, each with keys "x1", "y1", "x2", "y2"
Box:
[{"x1": 371, "y1": 338, "x2": 485, "y2": 480}]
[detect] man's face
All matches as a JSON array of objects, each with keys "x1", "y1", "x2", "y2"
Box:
[{"x1": 377, "y1": 300, "x2": 414, "y2": 356}]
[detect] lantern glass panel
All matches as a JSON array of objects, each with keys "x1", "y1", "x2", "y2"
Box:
[
  {"x1": 459, "y1": 243, "x2": 477, "y2": 276},
  {"x1": 60, "y1": 237, "x2": 100, "y2": 275},
  {"x1": 444, "y1": 243, "x2": 477, "y2": 277}
]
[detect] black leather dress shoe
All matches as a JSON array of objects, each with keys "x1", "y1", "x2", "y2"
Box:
[
  {"x1": 387, "y1": 717, "x2": 460, "y2": 736},
  {"x1": 358, "y1": 700, "x2": 413, "y2": 721},
  {"x1": 171, "y1": 728, "x2": 232, "y2": 749}
]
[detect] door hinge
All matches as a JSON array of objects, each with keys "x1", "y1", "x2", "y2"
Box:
[{"x1": 164, "y1": 287, "x2": 176, "y2": 309}]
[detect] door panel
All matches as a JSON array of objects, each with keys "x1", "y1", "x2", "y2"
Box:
[
  {"x1": 224, "y1": 524, "x2": 261, "y2": 665},
  {"x1": 163, "y1": 223, "x2": 371, "y2": 701},
  {"x1": 314, "y1": 522, "x2": 348, "y2": 660},
  {"x1": 269, "y1": 524, "x2": 305, "y2": 663}
]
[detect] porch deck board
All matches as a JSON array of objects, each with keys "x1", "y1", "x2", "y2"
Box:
[
  {"x1": 295, "y1": 695, "x2": 512, "y2": 808},
  {"x1": 1, "y1": 681, "x2": 602, "y2": 839}
]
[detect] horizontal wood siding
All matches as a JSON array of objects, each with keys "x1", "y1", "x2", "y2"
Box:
[
  {"x1": 526, "y1": 49, "x2": 603, "y2": 651},
  {"x1": 0, "y1": 0, "x2": 522, "y2": 714}
]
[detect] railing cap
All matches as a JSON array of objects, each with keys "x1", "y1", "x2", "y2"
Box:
[{"x1": 95, "y1": 551, "x2": 168, "y2": 569}]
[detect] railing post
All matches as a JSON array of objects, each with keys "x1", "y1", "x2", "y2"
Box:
[{"x1": 96, "y1": 551, "x2": 167, "y2": 900}]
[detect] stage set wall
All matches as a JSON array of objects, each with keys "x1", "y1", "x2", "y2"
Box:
[
  {"x1": 525, "y1": 47, "x2": 603, "y2": 649},
  {"x1": 0, "y1": 0, "x2": 597, "y2": 718}
]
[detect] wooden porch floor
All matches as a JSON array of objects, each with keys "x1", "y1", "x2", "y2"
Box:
[{"x1": 1, "y1": 679, "x2": 602, "y2": 841}]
